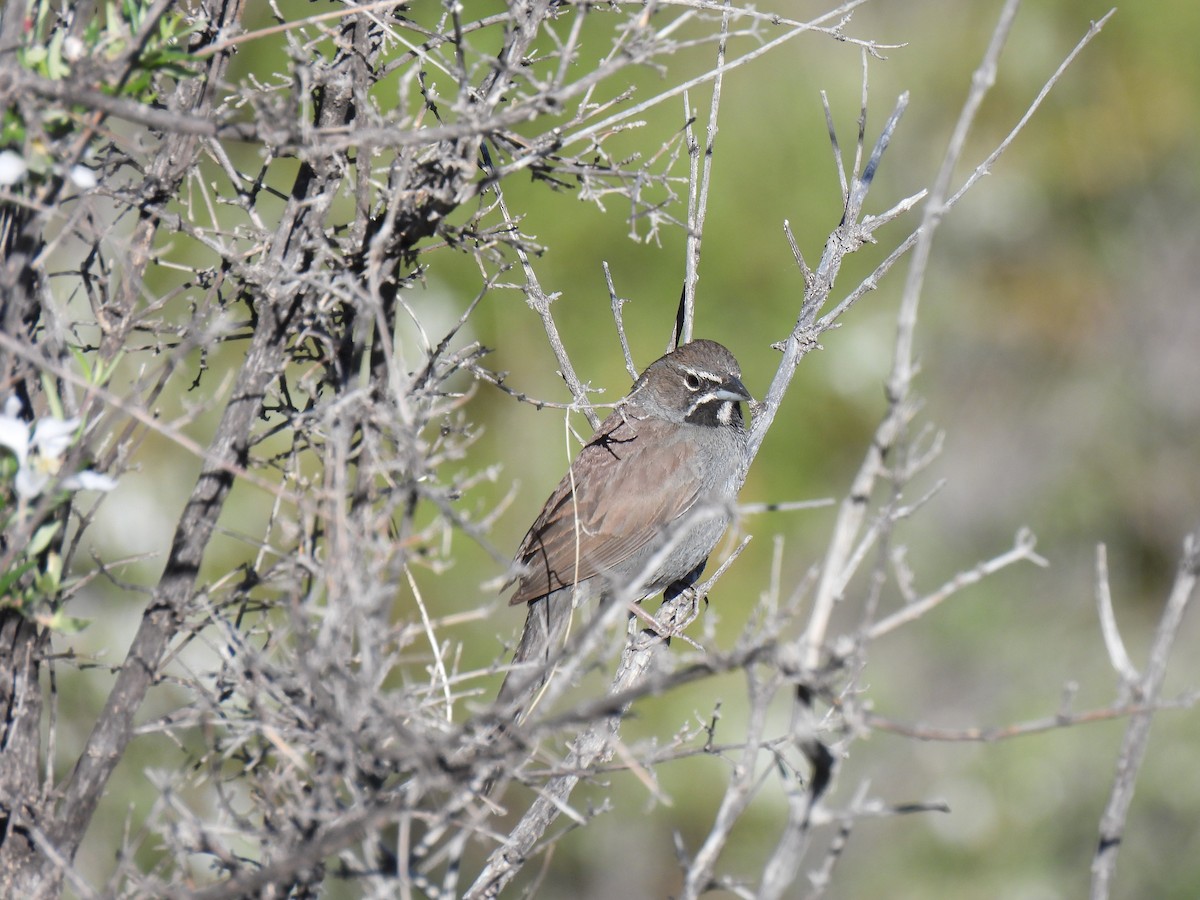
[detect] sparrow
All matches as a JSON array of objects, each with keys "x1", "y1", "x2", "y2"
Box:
[{"x1": 496, "y1": 339, "x2": 751, "y2": 721}]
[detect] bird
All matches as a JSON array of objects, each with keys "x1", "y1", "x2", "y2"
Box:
[{"x1": 496, "y1": 338, "x2": 752, "y2": 723}]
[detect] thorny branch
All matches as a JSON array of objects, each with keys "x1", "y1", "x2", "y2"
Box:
[{"x1": 0, "y1": 2, "x2": 1184, "y2": 898}]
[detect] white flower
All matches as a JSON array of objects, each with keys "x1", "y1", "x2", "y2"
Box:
[
  {"x1": 62, "y1": 36, "x2": 86, "y2": 63},
  {"x1": 0, "y1": 396, "x2": 29, "y2": 464},
  {"x1": 69, "y1": 165, "x2": 97, "y2": 189},
  {"x1": 0, "y1": 396, "x2": 117, "y2": 500},
  {"x1": 63, "y1": 469, "x2": 118, "y2": 493},
  {"x1": 0, "y1": 150, "x2": 27, "y2": 187}
]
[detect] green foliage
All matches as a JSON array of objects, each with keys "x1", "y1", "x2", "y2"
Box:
[
  {"x1": 0, "y1": 357, "x2": 120, "y2": 633},
  {"x1": 70, "y1": 345, "x2": 125, "y2": 392},
  {"x1": 0, "y1": 513, "x2": 89, "y2": 633},
  {"x1": 4, "y1": 0, "x2": 196, "y2": 157},
  {"x1": 0, "y1": 515, "x2": 70, "y2": 629}
]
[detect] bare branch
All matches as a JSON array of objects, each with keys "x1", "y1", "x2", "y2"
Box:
[
  {"x1": 865, "y1": 528, "x2": 1047, "y2": 641},
  {"x1": 1095, "y1": 543, "x2": 1141, "y2": 688},
  {"x1": 1091, "y1": 532, "x2": 1200, "y2": 899}
]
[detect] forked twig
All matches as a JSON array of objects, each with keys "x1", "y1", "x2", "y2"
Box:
[{"x1": 1091, "y1": 533, "x2": 1199, "y2": 899}]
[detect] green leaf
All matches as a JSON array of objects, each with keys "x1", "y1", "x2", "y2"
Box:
[
  {"x1": 34, "y1": 571, "x2": 60, "y2": 598},
  {"x1": 35, "y1": 550, "x2": 63, "y2": 596},
  {"x1": 27, "y1": 522, "x2": 61, "y2": 557},
  {"x1": 1, "y1": 108, "x2": 26, "y2": 146},
  {"x1": 106, "y1": 1, "x2": 121, "y2": 38},
  {"x1": 0, "y1": 558, "x2": 37, "y2": 598},
  {"x1": 46, "y1": 31, "x2": 69, "y2": 81},
  {"x1": 39, "y1": 373, "x2": 64, "y2": 420},
  {"x1": 34, "y1": 576, "x2": 59, "y2": 599},
  {"x1": 22, "y1": 45, "x2": 48, "y2": 70},
  {"x1": 32, "y1": 0, "x2": 50, "y2": 36},
  {"x1": 120, "y1": 71, "x2": 152, "y2": 99},
  {"x1": 123, "y1": 0, "x2": 141, "y2": 29},
  {"x1": 38, "y1": 610, "x2": 91, "y2": 634},
  {"x1": 81, "y1": 348, "x2": 125, "y2": 389},
  {"x1": 70, "y1": 345, "x2": 95, "y2": 383}
]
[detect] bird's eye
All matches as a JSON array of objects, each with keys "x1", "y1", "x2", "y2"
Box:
[{"x1": 683, "y1": 372, "x2": 702, "y2": 391}]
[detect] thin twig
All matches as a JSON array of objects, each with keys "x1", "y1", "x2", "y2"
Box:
[
  {"x1": 1091, "y1": 533, "x2": 1199, "y2": 899},
  {"x1": 676, "y1": 0, "x2": 731, "y2": 347},
  {"x1": 1094, "y1": 544, "x2": 1140, "y2": 688},
  {"x1": 491, "y1": 184, "x2": 602, "y2": 430},
  {"x1": 867, "y1": 529, "x2": 1047, "y2": 640},
  {"x1": 604, "y1": 261, "x2": 640, "y2": 381},
  {"x1": 804, "y1": 0, "x2": 1021, "y2": 672}
]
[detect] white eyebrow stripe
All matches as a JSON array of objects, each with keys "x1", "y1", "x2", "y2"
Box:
[{"x1": 680, "y1": 366, "x2": 721, "y2": 383}]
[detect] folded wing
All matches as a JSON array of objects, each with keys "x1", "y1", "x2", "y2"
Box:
[{"x1": 509, "y1": 411, "x2": 704, "y2": 605}]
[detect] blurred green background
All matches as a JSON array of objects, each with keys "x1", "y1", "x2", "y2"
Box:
[{"x1": 69, "y1": 0, "x2": 1200, "y2": 896}]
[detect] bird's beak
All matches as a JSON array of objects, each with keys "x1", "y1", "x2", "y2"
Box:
[{"x1": 714, "y1": 375, "x2": 753, "y2": 403}]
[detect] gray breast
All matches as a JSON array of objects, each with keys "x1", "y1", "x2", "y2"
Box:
[{"x1": 604, "y1": 422, "x2": 744, "y2": 599}]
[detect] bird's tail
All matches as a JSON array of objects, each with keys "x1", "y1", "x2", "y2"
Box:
[{"x1": 495, "y1": 595, "x2": 572, "y2": 725}]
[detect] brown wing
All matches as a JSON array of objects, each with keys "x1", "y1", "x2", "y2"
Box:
[{"x1": 509, "y1": 410, "x2": 705, "y2": 605}]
